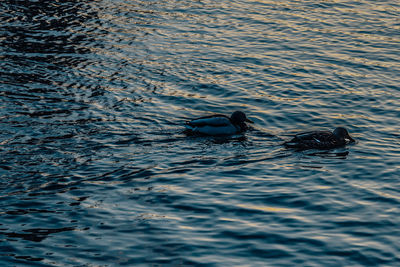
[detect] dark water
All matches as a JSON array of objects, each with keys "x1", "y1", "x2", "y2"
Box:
[{"x1": 1, "y1": 0, "x2": 399, "y2": 266}]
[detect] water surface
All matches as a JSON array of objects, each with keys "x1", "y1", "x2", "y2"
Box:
[{"x1": 1, "y1": 0, "x2": 399, "y2": 266}]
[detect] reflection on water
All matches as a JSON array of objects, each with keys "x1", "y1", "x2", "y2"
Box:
[
  {"x1": 1, "y1": 0, "x2": 400, "y2": 266},
  {"x1": 1, "y1": 0, "x2": 95, "y2": 78},
  {"x1": 1, "y1": 227, "x2": 76, "y2": 243}
]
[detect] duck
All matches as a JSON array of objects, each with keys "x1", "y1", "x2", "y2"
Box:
[
  {"x1": 284, "y1": 127, "x2": 355, "y2": 150},
  {"x1": 184, "y1": 111, "x2": 253, "y2": 136}
]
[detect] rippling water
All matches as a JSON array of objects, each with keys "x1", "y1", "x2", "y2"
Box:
[{"x1": 1, "y1": 0, "x2": 399, "y2": 266}]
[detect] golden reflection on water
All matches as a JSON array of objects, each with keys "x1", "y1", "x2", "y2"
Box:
[
  {"x1": 349, "y1": 181, "x2": 400, "y2": 202},
  {"x1": 219, "y1": 216, "x2": 262, "y2": 228},
  {"x1": 328, "y1": 113, "x2": 371, "y2": 120},
  {"x1": 237, "y1": 203, "x2": 294, "y2": 213}
]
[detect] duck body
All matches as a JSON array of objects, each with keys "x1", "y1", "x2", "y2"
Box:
[
  {"x1": 284, "y1": 127, "x2": 355, "y2": 150},
  {"x1": 184, "y1": 111, "x2": 253, "y2": 136}
]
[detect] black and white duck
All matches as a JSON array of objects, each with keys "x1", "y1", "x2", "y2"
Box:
[{"x1": 184, "y1": 111, "x2": 253, "y2": 136}]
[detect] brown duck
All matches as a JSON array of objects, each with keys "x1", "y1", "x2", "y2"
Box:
[{"x1": 284, "y1": 127, "x2": 355, "y2": 150}]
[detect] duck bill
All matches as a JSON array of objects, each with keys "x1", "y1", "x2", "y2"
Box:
[
  {"x1": 245, "y1": 118, "x2": 254, "y2": 123},
  {"x1": 347, "y1": 135, "x2": 355, "y2": 143}
]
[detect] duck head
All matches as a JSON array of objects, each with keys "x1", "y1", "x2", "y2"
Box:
[
  {"x1": 333, "y1": 127, "x2": 355, "y2": 142},
  {"x1": 230, "y1": 111, "x2": 253, "y2": 125}
]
